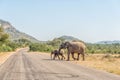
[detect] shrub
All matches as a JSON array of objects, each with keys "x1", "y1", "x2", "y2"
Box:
[
  {"x1": 29, "y1": 43, "x2": 54, "y2": 52},
  {"x1": 0, "y1": 45, "x2": 12, "y2": 52}
]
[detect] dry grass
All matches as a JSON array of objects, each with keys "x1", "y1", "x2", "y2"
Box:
[
  {"x1": 0, "y1": 52, "x2": 14, "y2": 65},
  {"x1": 74, "y1": 54, "x2": 120, "y2": 75}
]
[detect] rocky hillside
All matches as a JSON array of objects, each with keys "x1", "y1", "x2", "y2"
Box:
[
  {"x1": 0, "y1": 19, "x2": 40, "y2": 43},
  {"x1": 58, "y1": 35, "x2": 81, "y2": 41}
]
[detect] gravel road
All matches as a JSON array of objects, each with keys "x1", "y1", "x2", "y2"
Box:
[{"x1": 0, "y1": 48, "x2": 120, "y2": 80}]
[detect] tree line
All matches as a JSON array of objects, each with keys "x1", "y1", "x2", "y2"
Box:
[{"x1": 86, "y1": 43, "x2": 120, "y2": 54}]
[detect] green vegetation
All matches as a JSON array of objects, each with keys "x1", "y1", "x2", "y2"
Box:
[
  {"x1": 29, "y1": 38, "x2": 63, "y2": 52},
  {"x1": 29, "y1": 43, "x2": 53, "y2": 52},
  {"x1": 0, "y1": 27, "x2": 11, "y2": 52},
  {"x1": 86, "y1": 43, "x2": 120, "y2": 54},
  {"x1": 0, "y1": 26, "x2": 30, "y2": 52}
]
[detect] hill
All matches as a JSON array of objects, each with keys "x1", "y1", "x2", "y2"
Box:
[
  {"x1": 58, "y1": 35, "x2": 80, "y2": 41},
  {"x1": 96, "y1": 40, "x2": 120, "y2": 44},
  {"x1": 0, "y1": 19, "x2": 40, "y2": 43}
]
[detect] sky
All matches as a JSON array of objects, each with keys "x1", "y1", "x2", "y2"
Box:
[{"x1": 0, "y1": 0, "x2": 120, "y2": 43}]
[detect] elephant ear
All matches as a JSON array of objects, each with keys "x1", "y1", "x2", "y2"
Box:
[{"x1": 65, "y1": 41, "x2": 71, "y2": 47}]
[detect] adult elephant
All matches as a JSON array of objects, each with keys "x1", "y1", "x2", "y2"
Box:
[{"x1": 59, "y1": 41, "x2": 86, "y2": 61}]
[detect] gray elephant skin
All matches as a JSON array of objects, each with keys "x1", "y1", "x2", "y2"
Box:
[
  {"x1": 59, "y1": 41, "x2": 86, "y2": 61},
  {"x1": 51, "y1": 50, "x2": 65, "y2": 60}
]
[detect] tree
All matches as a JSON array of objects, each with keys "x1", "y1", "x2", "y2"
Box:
[
  {"x1": 0, "y1": 27, "x2": 9, "y2": 44},
  {"x1": 47, "y1": 38, "x2": 64, "y2": 49}
]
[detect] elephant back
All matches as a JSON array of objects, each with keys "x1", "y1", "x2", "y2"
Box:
[{"x1": 70, "y1": 41, "x2": 86, "y2": 50}]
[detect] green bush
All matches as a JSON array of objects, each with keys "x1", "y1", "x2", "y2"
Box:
[
  {"x1": 0, "y1": 45, "x2": 12, "y2": 52},
  {"x1": 29, "y1": 43, "x2": 54, "y2": 52},
  {"x1": 86, "y1": 43, "x2": 120, "y2": 54}
]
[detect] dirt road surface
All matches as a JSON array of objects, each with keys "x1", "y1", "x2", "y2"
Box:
[{"x1": 0, "y1": 49, "x2": 120, "y2": 80}]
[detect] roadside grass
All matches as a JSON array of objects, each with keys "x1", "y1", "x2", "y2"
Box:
[
  {"x1": 73, "y1": 53, "x2": 120, "y2": 75},
  {"x1": 0, "y1": 52, "x2": 14, "y2": 65},
  {"x1": 0, "y1": 48, "x2": 27, "y2": 65}
]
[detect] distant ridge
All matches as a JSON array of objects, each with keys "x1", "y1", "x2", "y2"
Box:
[
  {"x1": 58, "y1": 35, "x2": 81, "y2": 41},
  {"x1": 96, "y1": 40, "x2": 120, "y2": 44},
  {"x1": 0, "y1": 19, "x2": 40, "y2": 43}
]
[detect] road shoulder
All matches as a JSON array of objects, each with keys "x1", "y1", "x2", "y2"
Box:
[{"x1": 0, "y1": 52, "x2": 15, "y2": 66}]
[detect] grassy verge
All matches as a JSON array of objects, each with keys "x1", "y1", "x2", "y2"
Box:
[
  {"x1": 74, "y1": 54, "x2": 120, "y2": 75},
  {"x1": 0, "y1": 52, "x2": 14, "y2": 65}
]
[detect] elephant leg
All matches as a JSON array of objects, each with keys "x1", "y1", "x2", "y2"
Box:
[
  {"x1": 67, "y1": 52, "x2": 70, "y2": 61},
  {"x1": 71, "y1": 52, "x2": 76, "y2": 60},
  {"x1": 51, "y1": 53, "x2": 52, "y2": 59},
  {"x1": 57, "y1": 55, "x2": 60, "y2": 60},
  {"x1": 59, "y1": 54, "x2": 63, "y2": 60},
  {"x1": 60, "y1": 54, "x2": 65, "y2": 60},
  {"x1": 82, "y1": 53, "x2": 85, "y2": 61},
  {"x1": 53, "y1": 54, "x2": 57, "y2": 60},
  {"x1": 77, "y1": 53, "x2": 80, "y2": 61},
  {"x1": 60, "y1": 54, "x2": 63, "y2": 60},
  {"x1": 63, "y1": 54, "x2": 66, "y2": 60},
  {"x1": 53, "y1": 54, "x2": 55, "y2": 60}
]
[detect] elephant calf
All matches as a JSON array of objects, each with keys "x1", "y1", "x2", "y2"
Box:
[{"x1": 51, "y1": 50, "x2": 65, "y2": 60}]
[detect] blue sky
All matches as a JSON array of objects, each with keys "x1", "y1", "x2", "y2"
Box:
[{"x1": 0, "y1": 0, "x2": 120, "y2": 42}]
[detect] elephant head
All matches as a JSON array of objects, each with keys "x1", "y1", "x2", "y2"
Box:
[{"x1": 59, "y1": 42, "x2": 71, "y2": 50}]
